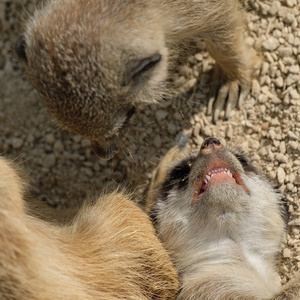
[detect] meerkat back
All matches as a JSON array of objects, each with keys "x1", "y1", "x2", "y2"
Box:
[{"x1": 0, "y1": 157, "x2": 179, "y2": 299}]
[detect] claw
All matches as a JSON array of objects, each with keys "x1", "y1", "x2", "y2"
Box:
[{"x1": 208, "y1": 78, "x2": 249, "y2": 123}]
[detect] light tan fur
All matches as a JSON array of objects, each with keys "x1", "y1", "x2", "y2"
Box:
[
  {"x1": 16, "y1": 0, "x2": 257, "y2": 159},
  {"x1": 147, "y1": 135, "x2": 300, "y2": 300},
  {"x1": 0, "y1": 157, "x2": 179, "y2": 299}
]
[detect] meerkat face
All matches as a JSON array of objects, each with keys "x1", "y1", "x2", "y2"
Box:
[
  {"x1": 15, "y1": 0, "x2": 168, "y2": 159},
  {"x1": 148, "y1": 136, "x2": 285, "y2": 273}
]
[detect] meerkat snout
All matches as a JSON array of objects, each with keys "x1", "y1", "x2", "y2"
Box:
[{"x1": 15, "y1": 35, "x2": 27, "y2": 62}]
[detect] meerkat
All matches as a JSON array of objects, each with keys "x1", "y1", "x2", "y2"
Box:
[
  {"x1": 15, "y1": 0, "x2": 257, "y2": 159},
  {"x1": 0, "y1": 157, "x2": 179, "y2": 299},
  {"x1": 147, "y1": 135, "x2": 300, "y2": 300}
]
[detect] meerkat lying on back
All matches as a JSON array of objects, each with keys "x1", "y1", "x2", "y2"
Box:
[
  {"x1": 0, "y1": 157, "x2": 179, "y2": 299},
  {"x1": 147, "y1": 135, "x2": 300, "y2": 300},
  {"x1": 15, "y1": 0, "x2": 257, "y2": 159}
]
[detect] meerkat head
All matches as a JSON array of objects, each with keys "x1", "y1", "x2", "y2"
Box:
[
  {"x1": 15, "y1": 0, "x2": 168, "y2": 159},
  {"x1": 148, "y1": 136, "x2": 285, "y2": 271}
]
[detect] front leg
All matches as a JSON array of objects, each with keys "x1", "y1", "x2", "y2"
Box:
[{"x1": 205, "y1": 8, "x2": 257, "y2": 122}]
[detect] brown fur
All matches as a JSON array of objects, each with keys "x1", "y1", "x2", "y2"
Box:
[
  {"x1": 147, "y1": 136, "x2": 300, "y2": 299},
  {"x1": 0, "y1": 157, "x2": 179, "y2": 299},
  {"x1": 17, "y1": 0, "x2": 257, "y2": 159}
]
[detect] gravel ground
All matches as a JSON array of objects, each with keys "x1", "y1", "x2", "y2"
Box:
[{"x1": 1, "y1": 0, "x2": 300, "y2": 287}]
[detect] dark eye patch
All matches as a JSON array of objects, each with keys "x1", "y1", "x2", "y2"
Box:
[
  {"x1": 159, "y1": 155, "x2": 196, "y2": 200},
  {"x1": 233, "y1": 152, "x2": 257, "y2": 173}
]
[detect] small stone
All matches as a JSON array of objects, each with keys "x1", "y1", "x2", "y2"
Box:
[
  {"x1": 195, "y1": 53, "x2": 203, "y2": 61},
  {"x1": 262, "y1": 37, "x2": 279, "y2": 51},
  {"x1": 277, "y1": 46, "x2": 293, "y2": 57},
  {"x1": 277, "y1": 167, "x2": 286, "y2": 184},
  {"x1": 268, "y1": 1, "x2": 281, "y2": 15},
  {"x1": 193, "y1": 123, "x2": 201, "y2": 137},
  {"x1": 283, "y1": 248, "x2": 291, "y2": 258},
  {"x1": 290, "y1": 89, "x2": 300, "y2": 100},
  {"x1": 11, "y1": 138, "x2": 23, "y2": 149},
  {"x1": 226, "y1": 125, "x2": 233, "y2": 140},
  {"x1": 274, "y1": 77, "x2": 283, "y2": 88},
  {"x1": 289, "y1": 219, "x2": 300, "y2": 226},
  {"x1": 288, "y1": 131, "x2": 298, "y2": 140},
  {"x1": 286, "y1": 74, "x2": 299, "y2": 86},
  {"x1": 81, "y1": 138, "x2": 91, "y2": 148},
  {"x1": 294, "y1": 176, "x2": 300, "y2": 186},
  {"x1": 167, "y1": 123, "x2": 177, "y2": 135},
  {"x1": 289, "y1": 65, "x2": 300, "y2": 74},
  {"x1": 279, "y1": 141, "x2": 286, "y2": 154},
  {"x1": 153, "y1": 135, "x2": 162, "y2": 148},
  {"x1": 289, "y1": 141, "x2": 299, "y2": 150},
  {"x1": 155, "y1": 109, "x2": 168, "y2": 122},
  {"x1": 43, "y1": 154, "x2": 56, "y2": 168},
  {"x1": 54, "y1": 140, "x2": 64, "y2": 152},
  {"x1": 203, "y1": 126, "x2": 212, "y2": 137},
  {"x1": 174, "y1": 112, "x2": 182, "y2": 121},
  {"x1": 45, "y1": 134, "x2": 55, "y2": 144}
]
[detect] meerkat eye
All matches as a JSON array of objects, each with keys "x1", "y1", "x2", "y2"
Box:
[
  {"x1": 234, "y1": 153, "x2": 257, "y2": 173},
  {"x1": 15, "y1": 35, "x2": 27, "y2": 62},
  {"x1": 122, "y1": 53, "x2": 162, "y2": 86}
]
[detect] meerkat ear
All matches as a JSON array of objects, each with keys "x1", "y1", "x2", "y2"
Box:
[
  {"x1": 122, "y1": 53, "x2": 161, "y2": 86},
  {"x1": 15, "y1": 35, "x2": 27, "y2": 62}
]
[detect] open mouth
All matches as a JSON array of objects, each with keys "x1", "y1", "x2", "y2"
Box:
[{"x1": 192, "y1": 160, "x2": 250, "y2": 205}]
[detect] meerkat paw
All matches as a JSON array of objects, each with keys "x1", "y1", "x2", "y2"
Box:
[{"x1": 207, "y1": 77, "x2": 250, "y2": 124}]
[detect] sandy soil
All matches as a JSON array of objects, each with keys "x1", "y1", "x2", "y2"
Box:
[{"x1": 0, "y1": 0, "x2": 299, "y2": 286}]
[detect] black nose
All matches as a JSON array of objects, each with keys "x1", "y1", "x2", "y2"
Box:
[
  {"x1": 201, "y1": 137, "x2": 221, "y2": 150},
  {"x1": 15, "y1": 34, "x2": 27, "y2": 62}
]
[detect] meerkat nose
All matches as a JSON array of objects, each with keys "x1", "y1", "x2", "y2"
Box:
[{"x1": 201, "y1": 137, "x2": 221, "y2": 151}]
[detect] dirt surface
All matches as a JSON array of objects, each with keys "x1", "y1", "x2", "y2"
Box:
[{"x1": 1, "y1": 0, "x2": 300, "y2": 287}]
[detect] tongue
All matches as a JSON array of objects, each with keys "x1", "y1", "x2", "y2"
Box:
[{"x1": 209, "y1": 173, "x2": 235, "y2": 184}]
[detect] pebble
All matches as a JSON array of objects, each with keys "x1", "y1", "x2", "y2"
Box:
[
  {"x1": 54, "y1": 140, "x2": 64, "y2": 152},
  {"x1": 11, "y1": 137, "x2": 23, "y2": 149},
  {"x1": 286, "y1": 74, "x2": 299, "y2": 86},
  {"x1": 277, "y1": 167, "x2": 286, "y2": 184},
  {"x1": 262, "y1": 37, "x2": 279, "y2": 51},
  {"x1": 167, "y1": 123, "x2": 177, "y2": 135},
  {"x1": 289, "y1": 141, "x2": 299, "y2": 150},
  {"x1": 81, "y1": 138, "x2": 91, "y2": 148},
  {"x1": 283, "y1": 248, "x2": 291, "y2": 258},
  {"x1": 268, "y1": 1, "x2": 281, "y2": 15},
  {"x1": 278, "y1": 46, "x2": 293, "y2": 57},
  {"x1": 43, "y1": 154, "x2": 56, "y2": 168},
  {"x1": 275, "y1": 77, "x2": 284, "y2": 88},
  {"x1": 153, "y1": 135, "x2": 162, "y2": 148},
  {"x1": 155, "y1": 109, "x2": 168, "y2": 122},
  {"x1": 288, "y1": 131, "x2": 299, "y2": 140}
]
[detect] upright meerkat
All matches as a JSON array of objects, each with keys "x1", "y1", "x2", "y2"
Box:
[
  {"x1": 147, "y1": 136, "x2": 300, "y2": 300},
  {"x1": 0, "y1": 157, "x2": 179, "y2": 299},
  {"x1": 15, "y1": 0, "x2": 257, "y2": 159}
]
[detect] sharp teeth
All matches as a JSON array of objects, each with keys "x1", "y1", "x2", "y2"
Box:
[
  {"x1": 204, "y1": 178, "x2": 208, "y2": 184},
  {"x1": 206, "y1": 174, "x2": 210, "y2": 181}
]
